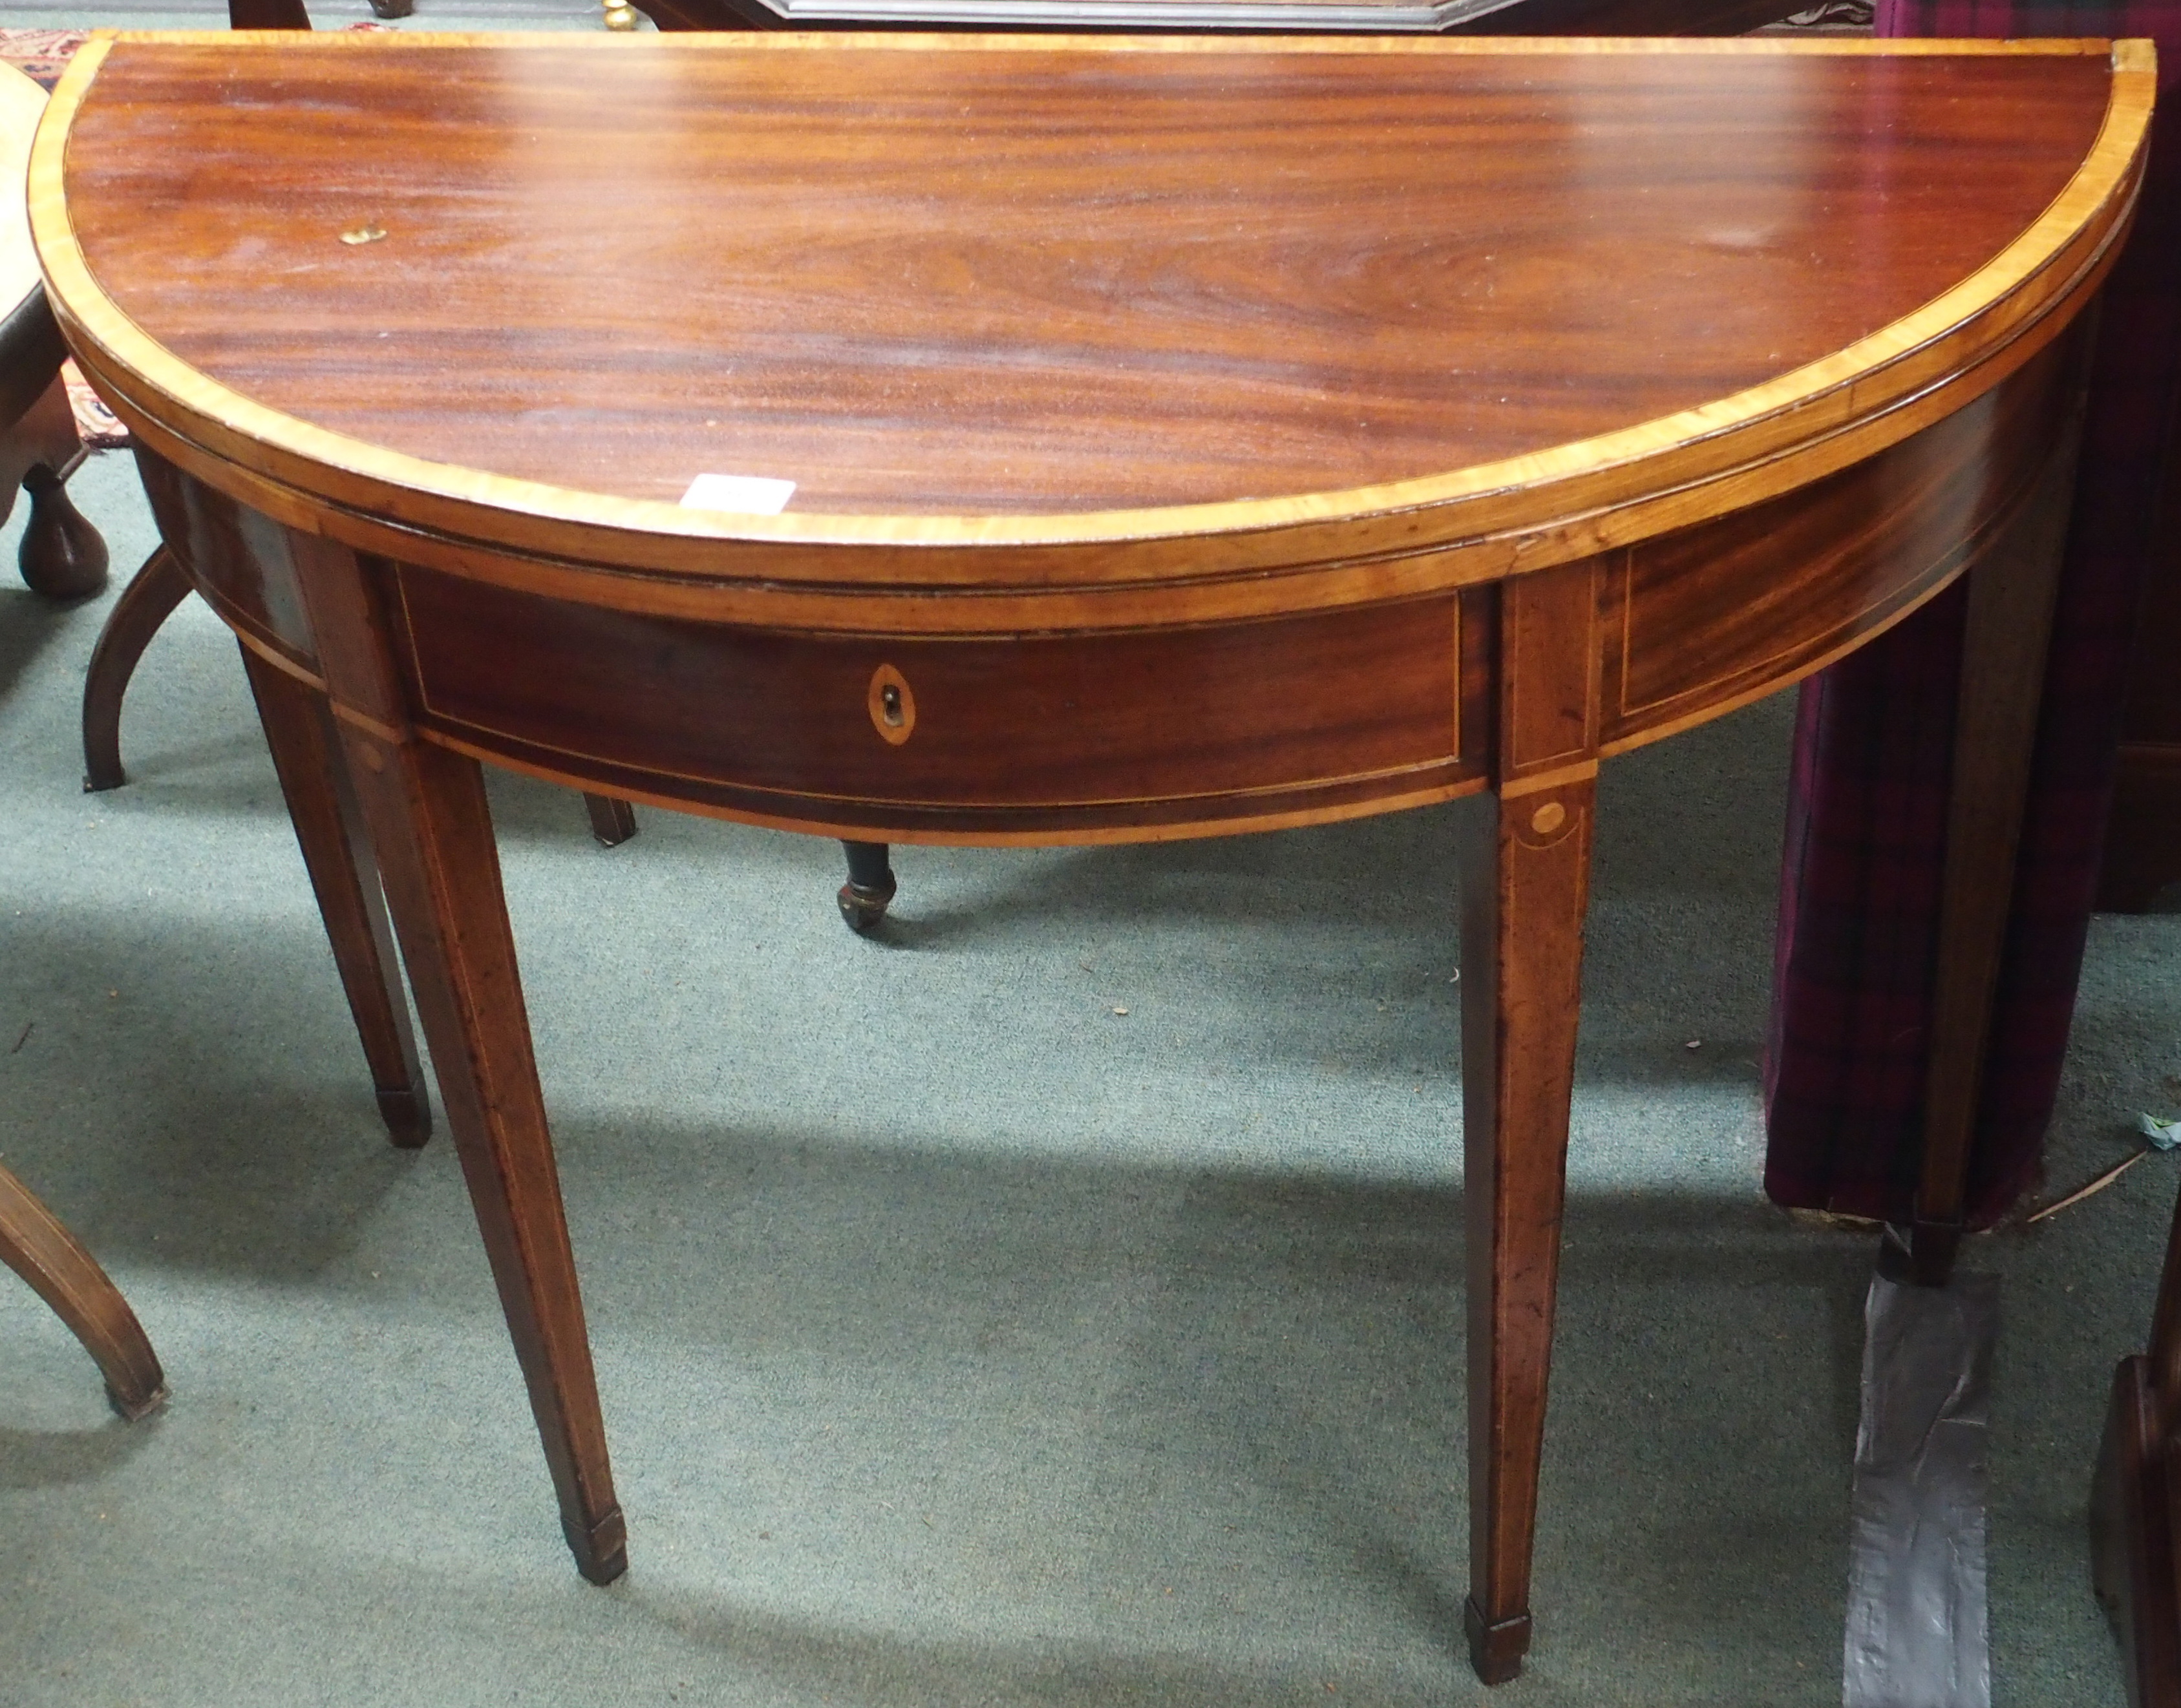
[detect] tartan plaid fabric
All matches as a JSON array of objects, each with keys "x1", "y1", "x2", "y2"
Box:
[{"x1": 1763, "y1": 0, "x2": 2181, "y2": 1225}]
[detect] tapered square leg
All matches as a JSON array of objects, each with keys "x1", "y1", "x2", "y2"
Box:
[
  {"x1": 1459, "y1": 775, "x2": 1595, "y2": 1686},
  {"x1": 1456, "y1": 556, "x2": 1605, "y2": 1686},
  {"x1": 337, "y1": 724, "x2": 625, "y2": 1583},
  {"x1": 1900, "y1": 325, "x2": 2089, "y2": 1283},
  {"x1": 267, "y1": 531, "x2": 625, "y2": 1583},
  {"x1": 239, "y1": 642, "x2": 431, "y2": 1148},
  {"x1": 582, "y1": 793, "x2": 637, "y2": 847}
]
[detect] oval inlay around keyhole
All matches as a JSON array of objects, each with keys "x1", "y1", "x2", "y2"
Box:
[{"x1": 867, "y1": 663, "x2": 915, "y2": 746}]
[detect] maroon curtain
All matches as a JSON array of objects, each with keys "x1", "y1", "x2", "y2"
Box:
[{"x1": 1763, "y1": 1, "x2": 2181, "y2": 1226}]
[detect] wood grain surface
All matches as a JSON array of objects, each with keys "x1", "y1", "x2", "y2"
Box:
[
  {"x1": 32, "y1": 35, "x2": 2149, "y2": 620},
  {"x1": 52, "y1": 39, "x2": 2103, "y2": 514}
]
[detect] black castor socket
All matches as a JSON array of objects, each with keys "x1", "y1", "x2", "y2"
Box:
[{"x1": 837, "y1": 840, "x2": 895, "y2": 934}]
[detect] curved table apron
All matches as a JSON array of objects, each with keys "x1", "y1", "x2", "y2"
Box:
[{"x1": 31, "y1": 31, "x2": 2153, "y2": 1687}]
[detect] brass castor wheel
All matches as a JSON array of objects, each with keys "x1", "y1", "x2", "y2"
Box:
[{"x1": 837, "y1": 840, "x2": 895, "y2": 934}]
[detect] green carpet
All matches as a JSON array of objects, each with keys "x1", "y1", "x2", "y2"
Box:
[{"x1": 2, "y1": 414, "x2": 2177, "y2": 1701}]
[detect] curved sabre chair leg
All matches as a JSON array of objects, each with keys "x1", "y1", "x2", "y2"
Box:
[
  {"x1": 81, "y1": 544, "x2": 191, "y2": 793},
  {"x1": 0, "y1": 1162, "x2": 167, "y2": 1420}
]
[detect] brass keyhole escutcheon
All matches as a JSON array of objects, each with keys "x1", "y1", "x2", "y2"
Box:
[{"x1": 868, "y1": 663, "x2": 915, "y2": 746}]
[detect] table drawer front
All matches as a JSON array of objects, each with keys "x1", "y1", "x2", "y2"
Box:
[{"x1": 395, "y1": 566, "x2": 1475, "y2": 821}]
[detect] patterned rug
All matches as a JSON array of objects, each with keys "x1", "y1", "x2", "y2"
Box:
[{"x1": 0, "y1": 27, "x2": 88, "y2": 91}]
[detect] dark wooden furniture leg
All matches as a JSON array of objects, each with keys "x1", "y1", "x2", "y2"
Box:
[
  {"x1": 1889, "y1": 340, "x2": 2090, "y2": 1287},
  {"x1": 238, "y1": 640, "x2": 432, "y2": 1149},
  {"x1": 225, "y1": 0, "x2": 313, "y2": 27},
  {"x1": 582, "y1": 793, "x2": 637, "y2": 847},
  {"x1": 1, "y1": 370, "x2": 106, "y2": 602},
  {"x1": 1459, "y1": 562, "x2": 1601, "y2": 1686},
  {"x1": 2092, "y1": 1176, "x2": 2181, "y2": 1707},
  {"x1": 81, "y1": 545, "x2": 191, "y2": 793},
  {"x1": 18, "y1": 463, "x2": 107, "y2": 599},
  {"x1": 341, "y1": 730, "x2": 626, "y2": 1579},
  {"x1": 290, "y1": 538, "x2": 624, "y2": 1583},
  {"x1": 838, "y1": 839, "x2": 895, "y2": 932},
  {"x1": 0, "y1": 1161, "x2": 166, "y2": 1420}
]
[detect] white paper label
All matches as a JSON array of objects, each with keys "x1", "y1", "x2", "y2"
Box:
[{"x1": 680, "y1": 473, "x2": 796, "y2": 514}]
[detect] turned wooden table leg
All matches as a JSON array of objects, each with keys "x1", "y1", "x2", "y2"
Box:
[
  {"x1": 3, "y1": 366, "x2": 107, "y2": 602},
  {"x1": 290, "y1": 536, "x2": 624, "y2": 1583},
  {"x1": 1892, "y1": 332, "x2": 2091, "y2": 1287},
  {"x1": 238, "y1": 640, "x2": 431, "y2": 1148},
  {"x1": 80, "y1": 546, "x2": 192, "y2": 792},
  {"x1": 18, "y1": 462, "x2": 107, "y2": 600},
  {"x1": 838, "y1": 839, "x2": 895, "y2": 933},
  {"x1": 0, "y1": 1162, "x2": 167, "y2": 1420},
  {"x1": 1459, "y1": 560, "x2": 1602, "y2": 1685}
]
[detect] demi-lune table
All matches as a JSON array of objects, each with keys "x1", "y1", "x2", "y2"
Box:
[{"x1": 31, "y1": 30, "x2": 2151, "y2": 1685}]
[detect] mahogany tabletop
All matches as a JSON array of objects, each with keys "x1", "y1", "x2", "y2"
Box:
[{"x1": 32, "y1": 34, "x2": 2150, "y2": 633}]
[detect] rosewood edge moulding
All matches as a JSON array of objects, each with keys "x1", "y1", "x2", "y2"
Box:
[{"x1": 26, "y1": 30, "x2": 2154, "y2": 1689}]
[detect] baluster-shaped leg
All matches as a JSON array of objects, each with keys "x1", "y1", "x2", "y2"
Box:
[
  {"x1": 5, "y1": 369, "x2": 107, "y2": 600},
  {"x1": 1459, "y1": 559, "x2": 1602, "y2": 1686},
  {"x1": 239, "y1": 642, "x2": 431, "y2": 1148},
  {"x1": 18, "y1": 462, "x2": 107, "y2": 600},
  {"x1": 290, "y1": 536, "x2": 624, "y2": 1583}
]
